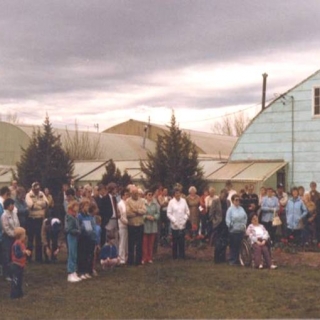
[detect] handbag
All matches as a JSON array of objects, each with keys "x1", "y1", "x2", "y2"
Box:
[
  {"x1": 297, "y1": 218, "x2": 304, "y2": 230},
  {"x1": 272, "y1": 209, "x2": 282, "y2": 227}
]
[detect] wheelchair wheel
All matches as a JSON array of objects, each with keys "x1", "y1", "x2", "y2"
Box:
[{"x1": 239, "y1": 238, "x2": 252, "y2": 267}]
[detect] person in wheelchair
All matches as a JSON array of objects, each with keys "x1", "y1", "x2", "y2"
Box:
[{"x1": 246, "y1": 213, "x2": 277, "y2": 269}]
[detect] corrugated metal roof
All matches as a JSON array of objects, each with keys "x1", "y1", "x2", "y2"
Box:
[
  {"x1": 207, "y1": 162, "x2": 252, "y2": 181},
  {"x1": 17, "y1": 125, "x2": 155, "y2": 160},
  {"x1": 104, "y1": 120, "x2": 237, "y2": 158},
  {"x1": 199, "y1": 159, "x2": 226, "y2": 178},
  {"x1": 144, "y1": 123, "x2": 237, "y2": 157},
  {"x1": 233, "y1": 162, "x2": 287, "y2": 182},
  {"x1": 182, "y1": 129, "x2": 237, "y2": 157},
  {"x1": 73, "y1": 161, "x2": 106, "y2": 179},
  {"x1": 207, "y1": 161, "x2": 287, "y2": 182}
]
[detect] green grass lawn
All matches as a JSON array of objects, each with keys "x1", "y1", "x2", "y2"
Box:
[{"x1": 1, "y1": 250, "x2": 320, "y2": 319}]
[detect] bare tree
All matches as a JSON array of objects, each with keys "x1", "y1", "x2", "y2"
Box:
[
  {"x1": 212, "y1": 116, "x2": 234, "y2": 136},
  {"x1": 63, "y1": 120, "x2": 104, "y2": 160},
  {"x1": 6, "y1": 112, "x2": 20, "y2": 124},
  {"x1": 0, "y1": 112, "x2": 20, "y2": 124},
  {"x1": 212, "y1": 111, "x2": 251, "y2": 137}
]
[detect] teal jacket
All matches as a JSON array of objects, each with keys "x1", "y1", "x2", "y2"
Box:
[{"x1": 143, "y1": 201, "x2": 159, "y2": 234}]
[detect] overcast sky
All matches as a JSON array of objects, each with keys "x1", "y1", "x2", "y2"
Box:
[{"x1": 1, "y1": 0, "x2": 320, "y2": 132}]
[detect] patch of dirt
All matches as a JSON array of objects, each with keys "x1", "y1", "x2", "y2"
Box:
[
  {"x1": 272, "y1": 250, "x2": 320, "y2": 268},
  {"x1": 156, "y1": 243, "x2": 320, "y2": 267}
]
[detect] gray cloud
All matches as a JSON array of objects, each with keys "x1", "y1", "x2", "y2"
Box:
[{"x1": 1, "y1": 0, "x2": 320, "y2": 112}]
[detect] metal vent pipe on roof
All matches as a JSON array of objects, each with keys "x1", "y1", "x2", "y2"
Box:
[{"x1": 262, "y1": 73, "x2": 268, "y2": 110}]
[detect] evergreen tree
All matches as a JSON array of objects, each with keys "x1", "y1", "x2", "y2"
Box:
[
  {"x1": 17, "y1": 116, "x2": 74, "y2": 215},
  {"x1": 140, "y1": 112, "x2": 206, "y2": 194},
  {"x1": 119, "y1": 170, "x2": 132, "y2": 188},
  {"x1": 101, "y1": 159, "x2": 132, "y2": 187}
]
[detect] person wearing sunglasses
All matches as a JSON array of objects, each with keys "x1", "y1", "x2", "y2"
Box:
[{"x1": 226, "y1": 194, "x2": 247, "y2": 266}]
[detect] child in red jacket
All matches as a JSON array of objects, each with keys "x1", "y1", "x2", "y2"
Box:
[{"x1": 11, "y1": 227, "x2": 31, "y2": 299}]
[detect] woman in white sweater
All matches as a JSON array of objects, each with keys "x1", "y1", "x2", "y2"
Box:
[
  {"x1": 167, "y1": 187, "x2": 190, "y2": 259},
  {"x1": 246, "y1": 213, "x2": 277, "y2": 269}
]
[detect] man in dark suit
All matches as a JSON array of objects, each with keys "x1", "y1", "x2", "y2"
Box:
[
  {"x1": 105, "y1": 183, "x2": 119, "y2": 248},
  {"x1": 95, "y1": 184, "x2": 110, "y2": 246}
]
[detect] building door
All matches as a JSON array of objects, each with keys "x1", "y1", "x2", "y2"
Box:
[{"x1": 277, "y1": 168, "x2": 286, "y2": 190}]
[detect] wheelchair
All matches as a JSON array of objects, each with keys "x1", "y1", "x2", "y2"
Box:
[
  {"x1": 239, "y1": 236, "x2": 253, "y2": 267},
  {"x1": 239, "y1": 235, "x2": 273, "y2": 268}
]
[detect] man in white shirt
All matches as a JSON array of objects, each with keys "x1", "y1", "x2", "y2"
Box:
[
  {"x1": 167, "y1": 187, "x2": 190, "y2": 259},
  {"x1": 225, "y1": 181, "x2": 237, "y2": 202}
]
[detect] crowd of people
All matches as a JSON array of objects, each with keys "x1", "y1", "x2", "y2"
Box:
[{"x1": 1, "y1": 178, "x2": 320, "y2": 298}]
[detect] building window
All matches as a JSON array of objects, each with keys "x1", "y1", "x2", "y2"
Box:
[{"x1": 314, "y1": 87, "x2": 320, "y2": 115}]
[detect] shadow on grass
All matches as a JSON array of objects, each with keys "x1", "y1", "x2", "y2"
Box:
[{"x1": 1, "y1": 251, "x2": 320, "y2": 319}]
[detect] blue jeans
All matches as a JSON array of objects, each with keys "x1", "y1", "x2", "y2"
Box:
[
  {"x1": 67, "y1": 234, "x2": 78, "y2": 274},
  {"x1": 229, "y1": 232, "x2": 244, "y2": 264}
]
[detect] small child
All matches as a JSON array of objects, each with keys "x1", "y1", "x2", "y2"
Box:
[
  {"x1": 65, "y1": 201, "x2": 81, "y2": 283},
  {"x1": 11, "y1": 227, "x2": 31, "y2": 299},
  {"x1": 100, "y1": 231, "x2": 120, "y2": 269},
  {"x1": 41, "y1": 217, "x2": 62, "y2": 263}
]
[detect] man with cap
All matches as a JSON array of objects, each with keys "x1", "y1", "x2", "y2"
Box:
[
  {"x1": 26, "y1": 182, "x2": 48, "y2": 262},
  {"x1": 276, "y1": 183, "x2": 288, "y2": 238},
  {"x1": 309, "y1": 182, "x2": 320, "y2": 203}
]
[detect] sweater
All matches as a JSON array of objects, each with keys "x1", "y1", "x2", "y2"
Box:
[
  {"x1": 126, "y1": 197, "x2": 146, "y2": 226},
  {"x1": 100, "y1": 243, "x2": 118, "y2": 260},
  {"x1": 246, "y1": 224, "x2": 269, "y2": 245},
  {"x1": 12, "y1": 240, "x2": 27, "y2": 268},
  {"x1": 167, "y1": 197, "x2": 190, "y2": 230},
  {"x1": 78, "y1": 212, "x2": 97, "y2": 242}
]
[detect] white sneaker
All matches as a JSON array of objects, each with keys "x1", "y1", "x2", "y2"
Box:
[
  {"x1": 84, "y1": 273, "x2": 92, "y2": 279},
  {"x1": 68, "y1": 273, "x2": 81, "y2": 283},
  {"x1": 72, "y1": 273, "x2": 82, "y2": 281},
  {"x1": 259, "y1": 264, "x2": 263, "y2": 269},
  {"x1": 270, "y1": 264, "x2": 278, "y2": 269},
  {"x1": 80, "y1": 274, "x2": 87, "y2": 280}
]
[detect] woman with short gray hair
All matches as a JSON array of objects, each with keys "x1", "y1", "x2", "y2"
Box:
[{"x1": 186, "y1": 186, "x2": 201, "y2": 237}]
